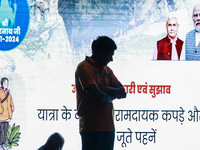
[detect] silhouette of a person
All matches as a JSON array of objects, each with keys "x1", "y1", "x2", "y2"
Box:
[
  {"x1": 38, "y1": 132, "x2": 65, "y2": 150},
  {"x1": 75, "y1": 36, "x2": 126, "y2": 150}
]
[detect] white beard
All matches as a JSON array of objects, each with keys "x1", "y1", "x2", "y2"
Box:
[
  {"x1": 195, "y1": 26, "x2": 200, "y2": 32},
  {"x1": 195, "y1": 21, "x2": 200, "y2": 32}
]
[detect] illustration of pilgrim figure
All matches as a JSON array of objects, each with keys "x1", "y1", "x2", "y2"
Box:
[{"x1": 0, "y1": 77, "x2": 14, "y2": 148}]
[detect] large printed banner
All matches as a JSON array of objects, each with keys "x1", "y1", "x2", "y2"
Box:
[{"x1": 0, "y1": 0, "x2": 200, "y2": 150}]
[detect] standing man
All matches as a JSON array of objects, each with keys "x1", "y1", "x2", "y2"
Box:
[
  {"x1": 153, "y1": 16, "x2": 184, "y2": 60},
  {"x1": 185, "y1": 4, "x2": 200, "y2": 60},
  {"x1": 0, "y1": 77, "x2": 14, "y2": 149},
  {"x1": 75, "y1": 36, "x2": 126, "y2": 150}
]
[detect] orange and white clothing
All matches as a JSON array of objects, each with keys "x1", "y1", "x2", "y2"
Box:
[{"x1": 75, "y1": 56, "x2": 119, "y2": 132}]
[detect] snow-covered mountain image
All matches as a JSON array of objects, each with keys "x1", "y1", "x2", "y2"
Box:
[{"x1": 1, "y1": 0, "x2": 199, "y2": 79}]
